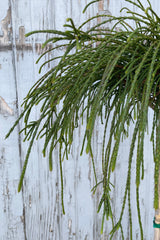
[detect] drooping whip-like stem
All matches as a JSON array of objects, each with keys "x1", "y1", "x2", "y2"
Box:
[{"x1": 154, "y1": 170, "x2": 160, "y2": 238}]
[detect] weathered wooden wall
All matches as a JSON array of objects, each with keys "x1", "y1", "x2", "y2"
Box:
[{"x1": 0, "y1": 0, "x2": 157, "y2": 239}]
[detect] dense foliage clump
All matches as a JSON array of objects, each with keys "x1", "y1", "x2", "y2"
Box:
[{"x1": 6, "y1": 0, "x2": 160, "y2": 238}]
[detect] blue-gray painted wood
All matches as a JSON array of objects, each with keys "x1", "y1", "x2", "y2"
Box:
[{"x1": 0, "y1": 0, "x2": 157, "y2": 239}]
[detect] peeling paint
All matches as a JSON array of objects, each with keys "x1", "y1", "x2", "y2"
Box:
[
  {"x1": 0, "y1": 147, "x2": 5, "y2": 165},
  {"x1": 20, "y1": 215, "x2": 25, "y2": 223},
  {"x1": 35, "y1": 42, "x2": 52, "y2": 55},
  {"x1": 97, "y1": 0, "x2": 111, "y2": 29},
  {"x1": 0, "y1": 10, "x2": 52, "y2": 55},
  {"x1": 0, "y1": 7, "x2": 11, "y2": 44},
  {"x1": 68, "y1": 219, "x2": 72, "y2": 235},
  {"x1": 19, "y1": 26, "x2": 25, "y2": 45},
  {"x1": 98, "y1": 0, "x2": 110, "y2": 11},
  {"x1": 0, "y1": 39, "x2": 52, "y2": 54},
  {"x1": 49, "y1": 225, "x2": 53, "y2": 233},
  {"x1": 98, "y1": 0, "x2": 104, "y2": 11},
  {"x1": 0, "y1": 96, "x2": 13, "y2": 116},
  {"x1": 29, "y1": 195, "x2": 32, "y2": 207}
]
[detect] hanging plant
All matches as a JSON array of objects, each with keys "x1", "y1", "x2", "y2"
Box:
[{"x1": 6, "y1": 0, "x2": 160, "y2": 238}]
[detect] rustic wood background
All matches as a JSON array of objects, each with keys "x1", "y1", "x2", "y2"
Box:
[{"x1": 0, "y1": 0, "x2": 157, "y2": 239}]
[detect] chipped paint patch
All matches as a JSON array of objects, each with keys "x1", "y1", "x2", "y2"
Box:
[
  {"x1": 0, "y1": 10, "x2": 52, "y2": 55},
  {"x1": 99, "y1": 0, "x2": 110, "y2": 11},
  {"x1": 19, "y1": 26, "x2": 25, "y2": 45},
  {"x1": 0, "y1": 96, "x2": 13, "y2": 116},
  {"x1": 68, "y1": 219, "x2": 72, "y2": 235},
  {"x1": 0, "y1": 7, "x2": 11, "y2": 44},
  {"x1": 98, "y1": 0, "x2": 104, "y2": 11}
]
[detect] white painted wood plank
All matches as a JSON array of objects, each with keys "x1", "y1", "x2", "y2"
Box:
[
  {"x1": 0, "y1": 2, "x2": 25, "y2": 239},
  {"x1": 0, "y1": 0, "x2": 158, "y2": 239}
]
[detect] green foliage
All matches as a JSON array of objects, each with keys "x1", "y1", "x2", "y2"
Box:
[{"x1": 6, "y1": 0, "x2": 160, "y2": 238}]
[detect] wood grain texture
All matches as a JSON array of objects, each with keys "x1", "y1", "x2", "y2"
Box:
[{"x1": 0, "y1": 0, "x2": 157, "y2": 239}]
